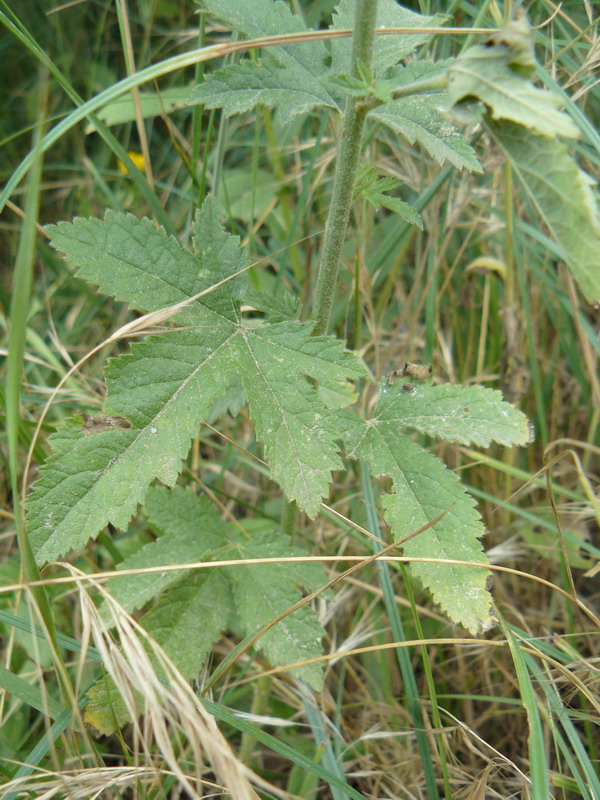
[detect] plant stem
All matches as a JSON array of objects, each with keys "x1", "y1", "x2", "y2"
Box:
[
  {"x1": 366, "y1": 71, "x2": 448, "y2": 110},
  {"x1": 311, "y1": 0, "x2": 379, "y2": 336}
]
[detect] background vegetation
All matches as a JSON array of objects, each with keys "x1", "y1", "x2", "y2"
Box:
[{"x1": 1, "y1": 1, "x2": 598, "y2": 798}]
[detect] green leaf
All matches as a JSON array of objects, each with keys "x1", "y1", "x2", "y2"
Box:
[
  {"x1": 368, "y1": 194, "x2": 423, "y2": 229},
  {"x1": 348, "y1": 421, "x2": 492, "y2": 633},
  {"x1": 223, "y1": 532, "x2": 326, "y2": 689},
  {"x1": 0, "y1": 663, "x2": 65, "y2": 720},
  {"x1": 447, "y1": 18, "x2": 579, "y2": 140},
  {"x1": 330, "y1": 0, "x2": 444, "y2": 77},
  {"x1": 200, "y1": 0, "x2": 328, "y2": 78},
  {"x1": 29, "y1": 199, "x2": 366, "y2": 561},
  {"x1": 243, "y1": 288, "x2": 300, "y2": 322},
  {"x1": 354, "y1": 163, "x2": 423, "y2": 228},
  {"x1": 45, "y1": 195, "x2": 246, "y2": 327},
  {"x1": 85, "y1": 675, "x2": 132, "y2": 736},
  {"x1": 340, "y1": 377, "x2": 529, "y2": 632},
  {"x1": 141, "y1": 570, "x2": 232, "y2": 679},
  {"x1": 375, "y1": 378, "x2": 532, "y2": 446},
  {"x1": 235, "y1": 322, "x2": 367, "y2": 517},
  {"x1": 27, "y1": 332, "x2": 232, "y2": 565},
  {"x1": 370, "y1": 62, "x2": 482, "y2": 172},
  {"x1": 187, "y1": 59, "x2": 339, "y2": 124},
  {"x1": 101, "y1": 487, "x2": 226, "y2": 620},
  {"x1": 188, "y1": 0, "x2": 339, "y2": 122},
  {"x1": 87, "y1": 490, "x2": 328, "y2": 733},
  {"x1": 486, "y1": 121, "x2": 600, "y2": 306}
]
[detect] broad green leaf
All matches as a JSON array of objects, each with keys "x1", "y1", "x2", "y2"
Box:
[
  {"x1": 340, "y1": 376, "x2": 529, "y2": 632},
  {"x1": 140, "y1": 570, "x2": 232, "y2": 679},
  {"x1": 236, "y1": 322, "x2": 366, "y2": 517},
  {"x1": 45, "y1": 214, "x2": 204, "y2": 326},
  {"x1": 187, "y1": 60, "x2": 339, "y2": 125},
  {"x1": 45, "y1": 196, "x2": 246, "y2": 327},
  {"x1": 101, "y1": 487, "x2": 226, "y2": 620},
  {"x1": 243, "y1": 289, "x2": 300, "y2": 322},
  {"x1": 487, "y1": 121, "x2": 600, "y2": 306},
  {"x1": 84, "y1": 88, "x2": 191, "y2": 133},
  {"x1": 101, "y1": 531, "x2": 207, "y2": 621},
  {"x1": 224, "y1": 532, "x2": 326, "y2": 689},
  {"x1": 27, "y1": 333, "x2": 233, "y2": 565},
  {"x1": 330, "y1": 0, "x2": 443, "y2": 77},
  {"x1": 348, "y1": 420, "x2": 492, "y2": 633},
  {"x1": 446, "y1": 17, "x2": 579, "y2": 140},
  {"x1": 370, "y1": 62, "x2": 481, "y2": 172},
  {"x1": 86, "y1": 572, "x2": 232, "y2": 736},
  {"x1": 87, "y1": 489, "x2": 328, "y2": 733},
  {"x1": 200, "y1": 0, "x2": 328, "y2": 78},
  {"x1": 29, "y1": 199, "x2": 366, "y2": 561},
  {"x1": 375, "y1": 378, "x2": 532, "y2": 446}
]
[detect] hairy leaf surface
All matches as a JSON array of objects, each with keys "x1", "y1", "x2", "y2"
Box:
[
  {"x1": 371, "y1": 62, "x2": 481, "y2": 172},
  {"x1": 46, "y1": 211, "x2": 234, "y2": 327},
  {"x1": 187, "y1": 60, "x2": 339, "y2": 124},
  {"x1": 140, "y1": 570, "x2": 232, "y2": 680},
  {"x1": 188, "y1": 0, "x2": 337, "y2": 123},
  {"x1": 375, "y1": 378, "x2": 532, "y2": 446},
  {"x1": 200, "y1": 0, "x2": 328, "y2": 77},
  {"x1": 356, "y1": 424, "x2": 491, "y2": 633},
  {"x1": 101, "y1": 487, "x2": 227, "y2": 619},
  {"x1": 223, "y1": 531, "x2": 325, "y2": 689},
  {"x1": 342, "y1": 379, "x2": 529, "y2": 632},
  {"x1": 28, "y1": 200, "x2": 365, "y2": 563}
]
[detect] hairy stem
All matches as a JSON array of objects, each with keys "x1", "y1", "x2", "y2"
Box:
[{"x1": 311, "y1": 0, "x2": 379, "y2": 336}]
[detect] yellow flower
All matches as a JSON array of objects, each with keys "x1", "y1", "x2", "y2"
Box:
[{"x1": 117, "y1": 151, "x2": 145, "y2": 174}]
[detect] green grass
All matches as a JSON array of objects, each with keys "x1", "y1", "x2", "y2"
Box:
[{"x1": 1, "y1": 1, "x2": 599, "y2": 798}]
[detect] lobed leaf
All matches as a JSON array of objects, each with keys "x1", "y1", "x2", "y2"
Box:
[
  {"x1": 45, "y1": 195, "x2": 247, "y2": 327},
  {"x1": 371, "y1": 62, "x2": 481, "y2": 172},
  {"x1": 375, "y1": 378, "x2": 532, "y2": 446},
  {"x1": 28, "y1": 333, "x2": 233, "y2": 565},
  {"x1": 224, "y1": 532, "x2": 326, "y2": 689},
  {"x1": 101, "y1": 487, "x2": 227, "y2": 619},
  {"x1": 236, "y1": 322, "x2": 367, "y2": 517},
  {"x1": 46, "y1": 213, "x2": 206, "y2": 326},
  {"x1": 350, "y1": 421, "x2": 492, "y2": 633},
  {"x1": 340, "y1": 374, "x2": 530, "y2": 632},
  {"x1": 87, "y1": 488, "x2": 329, "y2": 732},
  {"x1": 487, "y1": 121, "x2": 600, "y2": 306},
  {"x1": 30, "y1": 196, "x2": 366, "y2": 556},
  {"x1": 187, "y1": 60, "x2": 339, "y2": 125}
]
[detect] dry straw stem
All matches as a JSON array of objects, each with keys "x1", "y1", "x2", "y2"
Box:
[{"x1": 3, "y1": 557, "x2": 598, "y2": 627}]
